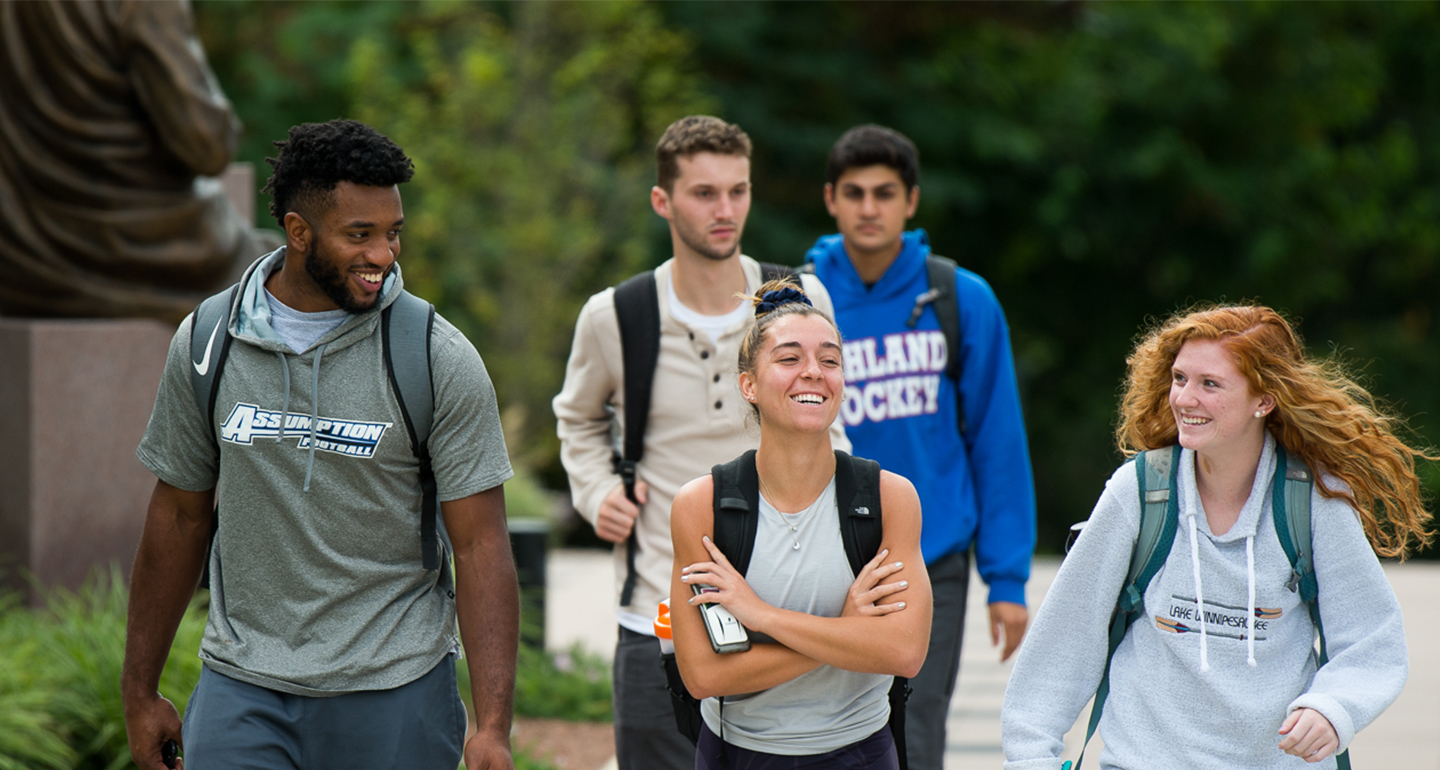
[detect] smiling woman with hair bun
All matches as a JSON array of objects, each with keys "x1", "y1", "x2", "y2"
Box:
[
  {"x1": 669, "y1": 278, "x2": 932, "y2": 770},
  {"x1": 1002, "y1": 303, "x2": 1433, "y2": 770}
]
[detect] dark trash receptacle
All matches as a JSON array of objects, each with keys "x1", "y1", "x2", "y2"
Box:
[{"x1": 508, "y1": 518, "x2": 550, "y2": 650}]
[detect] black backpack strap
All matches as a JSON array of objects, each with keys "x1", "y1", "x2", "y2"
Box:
[
  {"x1": 188, "y1": 284, "x2": 238, "y2": 591},
  {"x1": 1076, "y1": 445, "x2": 1181, "y2": 770},
  {"x1": 710, "y1": 450, "x2": 760, "y2": 577},
  {"x1": 612, "y1": 271, "x2": 662, "y2": 606},
  {"x1": 189, "y1": 284, "x2": 239, "y2": 443},
  {"x1": 924, "y1": 255, "x2": 962, "y2": 385},
  {"x1": 382, "y1": 290, "x2": 440, "y2": 569},
  {"x1": 833, "y1": 450, "x2": 909, "y2": 770},
  {"x1": 655, "y1": 449, "x2": 764, "y2": 750},
  {"x1": 905, "y1": 255, "x2": 965, "y2": 434},
  {"x1": 833, "y1": 450, "x2": 883, "y2": 578}
]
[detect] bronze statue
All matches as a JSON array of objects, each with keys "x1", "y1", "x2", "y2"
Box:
[{"x1": 0, "y1": 0, "x2": 277, "y2": 322}]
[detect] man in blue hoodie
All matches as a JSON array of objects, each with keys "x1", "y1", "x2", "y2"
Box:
[{"x1": 804, "y1": 124, "x2": 1036, "y2": 770}]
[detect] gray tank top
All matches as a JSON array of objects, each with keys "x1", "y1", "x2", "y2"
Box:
[{"x1": 700, "y1": 476, "x2": 891, "y2": 754}]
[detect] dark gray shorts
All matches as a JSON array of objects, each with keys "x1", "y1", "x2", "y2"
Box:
[{"x1": 180, "y1": 656, "x2": 466, "y2": 770}]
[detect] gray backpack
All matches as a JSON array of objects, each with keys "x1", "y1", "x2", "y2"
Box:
[{"x1": 187, "y1": 285, "x2": 444, "y2": 570}]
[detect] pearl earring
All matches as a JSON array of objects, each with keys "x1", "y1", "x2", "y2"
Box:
[{"x1": 1255, "y1": 410, "x2": 1265, "y2": 419}]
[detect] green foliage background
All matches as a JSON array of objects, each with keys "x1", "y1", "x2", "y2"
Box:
[
  {"x1": 197, "y1": 1, "x2": 1440, "y2": 557},
  {"x1": 0, "y1": 573, "x2": 606, "y2": 769}
]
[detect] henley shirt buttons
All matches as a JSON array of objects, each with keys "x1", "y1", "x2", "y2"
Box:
[
  {"x1": 701, "y1": 351, "x2": 710, "y2": 359},
  {"x1": 713, "y1": 374, "x2": 720, "y2": 383},
  {"x1": 714, "y1": 400, "x2": 723, "y2": 410}
]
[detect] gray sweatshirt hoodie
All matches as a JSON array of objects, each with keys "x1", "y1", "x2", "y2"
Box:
[
  {"x1": 138, "y1": 249, "x2": 513, "y2": 695},
  {"x1": 1001, "y1": 434, "x2": 1406, "y2": 769}
]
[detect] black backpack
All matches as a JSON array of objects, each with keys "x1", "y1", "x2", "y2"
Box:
[
  {"x1": 609, "y1": 262, "x2": 798, "y2": 606},
  {"x1": 660, "y1": 449, "x2": 912, "y2": 769},
  {"x1": 187, "y1": 284, "x2": 444, "y2": 573}
]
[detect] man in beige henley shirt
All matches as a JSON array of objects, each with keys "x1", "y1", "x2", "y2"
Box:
[{"x1": 553, "y1": 116, "x2": 848, "y2": 770}]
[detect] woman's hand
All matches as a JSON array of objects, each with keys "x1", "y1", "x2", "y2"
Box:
[
  {"x1": 1278, "y1": 707, "x2": 1339, "y2": 763},
  {"x1": 841, "y1": 548, "x2": 910, "y2": 618},
  {"x1": 681, "y1": 536, "x2": 772, "y2": 629}
]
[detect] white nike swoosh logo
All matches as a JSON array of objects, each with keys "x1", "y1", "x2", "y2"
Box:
[{"x1": 193, "y1": 318, "x2": 222, "y2": 376}]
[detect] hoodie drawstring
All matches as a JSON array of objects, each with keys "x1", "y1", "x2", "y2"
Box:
[
  {"x1": 274, "y1": 352, "x2": 292, "y2": 441},
  {"x1": 1186, "y1": 512, "x2": 1210, "y2": 673},
  {"x1": 302, "y1": 342, "x2": 327, "y2": 493},
  {"x1": 1245, "y1": 535, "x2": 1257, "y2": 667}
]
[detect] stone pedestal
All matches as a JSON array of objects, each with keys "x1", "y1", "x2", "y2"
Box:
[{"x1": 0, "y1": 319, "x2": 174, "y2": 604}]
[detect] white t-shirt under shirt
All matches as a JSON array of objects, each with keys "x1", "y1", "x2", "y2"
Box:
[
  {"x1": 265, "y1": 289, "x2": 349, "y2": 353},
  {"x1": 667, "y1": 276, "x2": 751, "y2": 346},
  {"x1": 613, "y1": 276, "x2": 755, "y2": 633}
]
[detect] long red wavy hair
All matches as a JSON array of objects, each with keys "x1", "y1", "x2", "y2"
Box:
[{"x1": 1116, "y1": 304, "x2": 1435, "y2": 559}]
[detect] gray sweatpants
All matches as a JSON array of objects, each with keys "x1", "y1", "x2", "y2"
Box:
[
  {"x1": 180, "y1": 656, "x2": 466, "y2": 769},
  {"x1": 614, "y1": 626, "x2": 695, "y2": 770}
]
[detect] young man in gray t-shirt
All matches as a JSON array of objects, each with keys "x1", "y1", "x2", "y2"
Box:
[{"x1": 122, "y1": 119, "x2": 520, "y2": 770}]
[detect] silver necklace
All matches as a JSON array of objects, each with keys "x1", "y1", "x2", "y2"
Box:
[{"x1": 760, "y1": 476, "x2": 813, "y2": 551}]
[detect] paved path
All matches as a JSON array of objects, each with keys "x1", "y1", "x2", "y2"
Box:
[{"x1": 546, "y1": 550, "x2": 1440, "y2": 769}]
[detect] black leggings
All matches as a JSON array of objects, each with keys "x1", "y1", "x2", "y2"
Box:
[{"x1": 694, "y1": 722, "x2": 899, "y2": 770}]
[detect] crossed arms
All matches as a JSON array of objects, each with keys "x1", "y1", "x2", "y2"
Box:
[{"x1": 669, "y1": 470, "x2": 932, "y2": 699}]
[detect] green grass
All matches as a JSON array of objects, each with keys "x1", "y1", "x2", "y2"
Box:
[{"x1": 0, "y1": 567, "x2": 609, "y2": 769}]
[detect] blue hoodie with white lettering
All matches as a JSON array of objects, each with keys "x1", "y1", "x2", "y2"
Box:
[{"x1": 805, "y1": 230, "x2": 1035, "y2": 605}]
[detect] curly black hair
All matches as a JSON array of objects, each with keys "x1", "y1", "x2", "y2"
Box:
[{"x1": 262, "y1": 119, "x2": 415, "y2": 228}]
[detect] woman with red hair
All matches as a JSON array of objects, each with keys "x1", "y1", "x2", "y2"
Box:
[{"x1": 1002, "y1": 303, "x2": 1432, "y2": 770}]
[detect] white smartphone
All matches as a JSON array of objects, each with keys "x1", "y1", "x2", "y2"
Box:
[{"x1": 692, "y1": 585, "x2": 751, "y2": 654}]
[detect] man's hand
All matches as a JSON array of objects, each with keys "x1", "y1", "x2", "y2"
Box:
[
  {"x1": 464, "y1": 732, "x2": 515, "y2": 770},
  {"x1": 594, "y1": 480, "x2": 647, "y2": 543},
  {"x1": 1279, "y1": 707, "x2": 1339, "y2": 763},
  {"x1": 989, "y1": 601, "x2": 1028, "y2": 662},
  {"x1": 124, "y1": 692, "x2": 184, "y2": 770}
]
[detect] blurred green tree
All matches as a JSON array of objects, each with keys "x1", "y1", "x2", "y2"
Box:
[
  {"x1": 662, "y1": 1, "x2": 1440, "y2": 556},
  {"x1": 197, "y1": 1, "x2": 1440, "y2": 556},
  {"x1": 198, "y1": 0, "x2": 712, "y2": 480}
]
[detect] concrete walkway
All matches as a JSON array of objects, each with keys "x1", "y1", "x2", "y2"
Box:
[{"x1": 546, "y1": 550, "x2": 1440, "y2": 769}]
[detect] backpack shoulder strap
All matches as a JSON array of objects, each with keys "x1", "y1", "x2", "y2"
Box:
[
  {"x1": 383, "y1": 290, "x2": 437, "y2": 445},
  {"x1": 1126, "y1": 445, "x2": 1182, "y2": 610},
  {"x1": 613, "y1": 271, "x2": 660, "y2": 468},
  {"x1": 833, "y1": 450, "x2": 883, "y2": 577},
  {"x1": 711, "y1": 450, "x2": 760, "y2": 577},
  {"x1": 1270, "y1": 447, "x2": 1347, "y2": 769},
  {"x1": 1077, "y1": 445, "x2": 1182, "y2": 770},
  {"x1": 612, "y1": 270, "x2": 661, "y2": 605},
  {"x1": 833, "y1": 449, "x2": 910, "y2": 770},
  {"x1": 1272, "y1": 446, "x2": 1317, "y2": 602},
  {"x1": 924, "y1": 255, "x2": 962, "y2": 384},
  {"x1": 189, "y1": 284, "x2": 239, "y2": 442},
  {"x1": 381, "y1": 290, "x2": 440, "y2": 569},
  {"x1": 908, "y1": 255, "x2": 965, "y2": 435}
]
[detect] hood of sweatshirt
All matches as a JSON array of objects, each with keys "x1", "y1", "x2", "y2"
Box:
[
  {"x1": 224, "y1": 246, "x2": 406, "y2": 492},
  {"x1": 1177, "y1": 432, "x2": 1279, "y2": 671},
  {"x1": 804, "y1": 229, "x2": 931, "y2": 305}
]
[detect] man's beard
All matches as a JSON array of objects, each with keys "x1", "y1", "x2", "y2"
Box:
[
  {"x1": 675, "y1": 217, "x2": 741, "y2": 262},
  {"x1": 304, "y1": 242, "x2": 381, "y2": 314}
]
